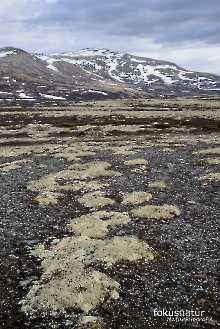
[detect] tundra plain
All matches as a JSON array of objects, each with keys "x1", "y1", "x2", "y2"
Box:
[{"x1": 0, "y1": 99, "x2": 219, "y2": 329}]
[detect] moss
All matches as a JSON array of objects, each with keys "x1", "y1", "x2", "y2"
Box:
[
  {"x1": 162, "y1": 148, "x2": 176, "y2": 152},
  {"x1": 22, "y1": 268, "x2": 120, "y2": 314},
  {"x1": 104, "y1": 125, "x2": 144, "y2": 133},
  {"x1": 148, "y1": 181, "x2": 167, "y2": 189},
  {"x1": 0, "y1": 159, "x2": 32, "y2": 172},
  {"x1": 95, "y1": 236, "x2": 154, "y2": 267},
  {"x1": 0, "y1": 146, "x2": 32, "y2": 158},
  {"x1": 111, "y1": 148, "x2": 136, "y2": 156},
  {"x1": 27, "y1": 161, "x2": 118, "y2": 205},
  {"x1": 28, "y1": 174, "x2": 58, "y2": 193},
  {"x1": 78, "y1": 316, "x2": 107, "y2": 329},
  {"x1": 122, "y1": 191, "x2": 152, "y2": 205},
  {"x1": 69, "y1": 211, "x2": 130, "y2": 238},
  {"x1": 68, "y1": 161, "x2": 122, "y2": 180},
  {"x1": 21, "y1": 236, "x2": 154, "y2": 315},
  {"x1": 132, "y1": 204, "x2": 181, "y2": 220},
  {"x1": 78, "y1": 191, "x2": 115, "y2": 209},
  {"x1": 61, "y1": 180, "x2": 109, "y2": 192},
  {"x1": 196, "y1": 158, "x2": 220, "y2": 165},
  {"x1": 0, "y1": 141, "x2": 100, "y2": 161},
  {"x1": 0, "y1": 143, "x2": 63, "y2": 158},
  {"x1": 106, "y1": 143, "x2": 142, "y2": 156},
  {"x1": 199, "y1": 172, "x2": 220, "y2": 183},
  {"x1": 28, "y1": 174, "x2": 60, "y2": 205},
  {"x1": 53, "y1": 146, "x2": 95, "y2": 162},
  {"x1": 193, "y1": 147, "x2": 220, "y2": 155},
  {"x1": 194, "y1": 136, "x2": 220, "y2": 145},
  {"x1": 34, "y1": 192, "x2": 61, "y2": 206},
  {"x1": 124, "y1": 158, "x2": 148, "y2": 167}
]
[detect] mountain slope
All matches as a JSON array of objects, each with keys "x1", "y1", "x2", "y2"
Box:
[{"x1": 0, "y1": 47, "x2": 220, "y2": 105}]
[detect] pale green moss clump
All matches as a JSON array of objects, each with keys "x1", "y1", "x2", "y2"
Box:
[
  {"x1": 28, "y1": 174, "x2": 60, "y2": 205},
  {"x1": 124, "y1": 158, "x2": 148, "y2": 167},
  {"x1": 122, "y1": 191, "x2": 152, "y2": 205},
  {"x1": 78, "y1": 191, "x2": 115, "y2": 209},
  {"x1": 78, "y1": 316, "x2": 107, "y2": 329},
  {"x1": 107, "y1": 146, "x2": 137, "y2": 156},
  {"x1": 197, "y1": 158, "x2": 220, "y2": 165},
  {"x1": 68, "y1": 161, "x2": 122, "y2": 180},
  {"x1": 95, "y1": 236, "x2": 154, "y2": 266},
  {"x1": 148, "y1": 180, "x2": 167, "y2": 189},
  {"x1": 27, "y1": 160, "x2": 118, "y2": 205},
  {"x1": 0, "y1": 159, "x2": 32, "y2": 172},
  {"x1": 132, "y1": 204, "x2": 181, "y2": 220},
  {"x1": 70, "y1": 211, "x2": 130, "y2": 238},
  {"x1": 21, "y1": 236, "x2": 154, "y2": 314},
  {"x1": 28, "y1": 174, "x2": 58, "y2": 193},
  {"x1": 34, "y1": 192, "x2": 61, "y2": 206},
  {"x1": 53, "y1": 145, "x2": 95, "y2": 162},
  {"x1": 22, "y1": 267, "x2": 120, "y2": 314},
  {"x1": 193, "y1": 147, "x2": 220, "y2": 155},
  {"x1": 0, "y1": 143, "x2": 64, "y2": 158},
  {"x1": 199, "y1": 172, "x2": 220, "y2": 183},
  {"x1": 0, "y1": 146, "x2": 32, "y2": 158}
]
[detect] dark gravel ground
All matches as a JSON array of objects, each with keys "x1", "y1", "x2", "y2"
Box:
[{"x1": 0, "y1": 137, "x2": 219, "y2": 329}]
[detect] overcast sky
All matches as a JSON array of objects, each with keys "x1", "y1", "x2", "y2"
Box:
[{"x1": 0, "y1": 0, "x2": 220, "y2": 74}]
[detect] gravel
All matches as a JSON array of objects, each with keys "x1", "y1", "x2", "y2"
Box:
[{"x1": 0, "y1": 139, "x2": 219, "y2": 329}]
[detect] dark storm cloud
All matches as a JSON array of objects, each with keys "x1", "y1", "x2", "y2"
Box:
[{"x1": 27, "y1": 0, "x2": 220, "y2": 45}]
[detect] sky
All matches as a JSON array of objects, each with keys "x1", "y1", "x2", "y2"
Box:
[{"x1": 0, "y1": 0, "x2": 220, "y2": 74}]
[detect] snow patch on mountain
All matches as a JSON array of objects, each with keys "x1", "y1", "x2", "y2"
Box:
[
  {"x1": 107, "y1": 58, "x2": 124, "y2": 82},
  {"x1": 37, "y1": 55, "x2": 59, "y2": 72},
  {"x1": 58, "y1": 48, "x2": 122, "y2": 58},
  {"x1": 130, "y1": 58, "x2": 147, "y2": 64},
  {"x1": 40, "y1": 93, "x2": 66, "y2": 100},
  {"x1": 86, "y1": 90, "x2": 108, "y2": 95},
  {"x1": 0, "y1": 50, "x2": 16, "y2": 58},
  {"x1": 18, "y1": 92, "x2": 34, "y2": 99},
  {"x1": 137, "y1": 64, "x2": 175, "y2": 84},
  {"x1": 61, "y1": 58, "x2": 102, "y2": 71}
]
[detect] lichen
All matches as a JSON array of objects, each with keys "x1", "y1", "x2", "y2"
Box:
[
  {"x1": 122, "y1": 191, "x2": 152, "y2": 205},
  {"x1": 124, "y1": 158, "x2": 148, "y2": 167},
  {"x1": 22, "y1": 268, "x2": 120, "y2": 314},
  {"x1": 78, "y1": 316, "x2": 107, "y2": 329},
  {"x1": 148, "y1": 181, "x2": 167, "y2": 189},
  {"x1": 28, "y1": 174, "x2": 58, "y2": 193},
  {"x1": 132, "y1": 204, "x2": 181, "y2": 220},
  {"x1": 70, "y1": 211, "x2": 130, "y2": 238},
  {"x1": 21, "y1": 236, "x2": 154, "y2": 315},
  {"x1": 27, "y1": 160, "x2": 118, "y2": 205},
  {"x1": 193, "y1": 147, "x2": 220, "y2": 155},
  {"x1": 34, "y1": 192, "x2": 61, "y2": 205},
  {"x1": 107, "y1": 145, "x2": 138, "y2": 156},
  {"x1": 95, "y1": 236, "x2": 154, "y2": 267},
  {"x1": 196, "y1": 158, "x2": 220, "y2": 165},
  {"x1": 199, "y1": 172, "x2": 220, "y2": 183},
  {"x1": 67, "y1": 161, "x2": 122, "y2": 180},
  {"x1": 0, "y1": 159, "x2": 32, "y2": 172},
  {"x1": 53, "y1": 145, "x2": 95, "y2": 162},
  {"x1": 78, "y1": 191, "x2": 115, "y2": 209},
  {"x1": 0, "y1": 146, "x2": 32, "y2": 158}
]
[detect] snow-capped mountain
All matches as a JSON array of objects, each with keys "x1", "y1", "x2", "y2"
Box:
[{"x1": 0, "y1": 46, "x2": 220, "y2": 104}]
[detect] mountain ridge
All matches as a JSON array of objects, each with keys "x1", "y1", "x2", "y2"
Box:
[{"x1": 0, "y1": 46, "x2": 220, "y2": 105}]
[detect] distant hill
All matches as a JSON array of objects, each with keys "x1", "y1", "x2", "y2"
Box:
[{"x1": 0, "y1": 46, "x2": 220, "y2": 105}]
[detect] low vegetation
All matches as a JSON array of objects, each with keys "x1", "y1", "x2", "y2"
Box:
[{"x1": 132, "y1": 204, "x2": 181, "y2": 220}]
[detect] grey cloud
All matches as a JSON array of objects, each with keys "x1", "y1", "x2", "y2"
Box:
[
  {"x1": 0, "y1": 0, "x2": 219, "y2": 74},
  {"x1": 22, "y1": 0, "x2": 220, "y2": 45}
]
